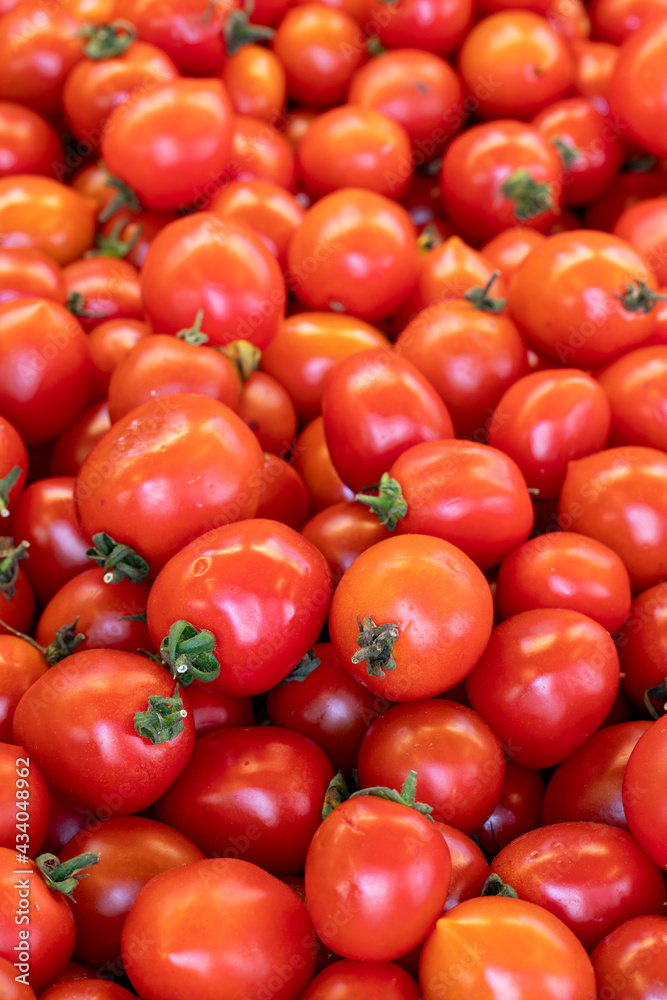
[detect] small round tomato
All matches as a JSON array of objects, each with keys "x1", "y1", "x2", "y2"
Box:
[
  {"x1": 419, "y1": 896, "x2": 596, "y2": 1000},
  {"x1": 482, "y1": 228, "x2": 546, "y2": 282},
  {"x1": 401, "y1": 237, "x2": 507, "y2": 321},
  {"x1": 293, "y1": 417, "x2": 355, "y2": 512},
  {"x1": 63, "y1": 257, "x2": 143, "y2": 332},
  {"x1": 237, "y1": 369, "x2": 297, "y2": 455},
  {"x1": 0, "y1": 745, "x2": 49, "y2": 855},
  {"x1": 87, "y1": 318, "x2": 151, "y2": 400},
  {"x1": 476, "y1": 761, "x2": 545, "y2": 856},
  {"x1": 623, "y1": 714, "x2": 667, "y2": 868},
  {"x1": 0, "y1": 414, "x2": 27, "y2": 518},
  {"x1": 40, "y1": 983, "x2": 136, "y2": 999},
  {"x1": 0, "y1": 247, "x2": 66, "y2": 307},
  {"x1": 592, "y1": 0, "x2": 667, "y2": 40},
  {"x1": 591, "y1": 915, "x2": 667, "y2": 1000},
  {"x1": 466, "y1": 609, "x2": 620, "y2": 769},
  {"x1": 301, "y1": 502, "x2": 390, "y2": 584},
  {"x1": 495, "y1": 531, "x2": 632, "y2": 632},
  {"x1": 209, "y1": 179, "x2": 304, "y2": 269},
  {"x1": 491, "y1": 822, "x2": 666, "y2": 952},
  {"x1": 584, "y1": 161, "x2": 667, "y2": 232},
  {"x1": 0, "y1": 636, "x2": 48, "y2": 743},
  {"x1": 255, "y1": 453, "x2": 310, "y2": 530},
  {"x1": 571, "y1": 38, "x2": 619, "y2": 99},
  {"x1": 488, "y1": 369, "x2": 612, "y2": 499},
  {"x1": 437, "y1": 823, "x2": 490, "y2": 911},
  {"x1": 0, "y1": 177, "x2": 96, "y2": 265},
  {"x1": 329, "y1": 534, "x2": 494, "y2": 701},
  {"x1": 542, "y1": 721, "x2": 652, "y2": 829},
  {"x1": 0, "y1": 551, "x2": 34, "y2": 636},
  {"x1": 0, "y1": 955, "x2": 37, "y2": 999},
  {"x1": 301, "y1": 961, "x2": 421, "y2": 999},
  {"x1": 597, "y1": 345, "x2": 667, "y2": 451},
  {"x1": 558, "y1": 446, "x2": 667, "y2": 591},
  {"x1": 227, "y1": 115, "x2": 296, "y2": 191},
  {"x1": 617, "y1": 581, "x2": 667, "y2": 709},
  {"x1": 0, "y1": 102, "x2": 64, "y2": 179},
  {"x1": 186, "y1": 684, "x2": 254, "y2": 737},
  {"x1": 365, "y1": 0, "x2": 473, "y2": 55},
  {"x1": 459, "y1": 11, "x2": 574, "y2": 120},
  {"x1": 608, "y1": 15, "x2": 667, "y2": 156},
  {"x1": 614, "y1": 197, "x2": 667, "y2": 285},
  {"x1": 222, "y1": 44, "x2": 286, "y2": 122},
  {"x1": 287, "y1": 189, "x2": 420, "y2": 322},
  {"x1": 48, "y1": 402, "x2": 110, "y2": 477}
]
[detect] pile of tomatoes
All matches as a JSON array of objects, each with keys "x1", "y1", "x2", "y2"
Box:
[{"x1": 1, "y1": 0, "x2": 667, "y2": 996}]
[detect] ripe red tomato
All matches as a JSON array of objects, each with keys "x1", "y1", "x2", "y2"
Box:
[
  {"x1": 301, "y1": 502, "x2": 390, "y2": 584},
  {"x1": 365, "y1": 0, "x2": 473, "y2": 55},
  {"x1": 228, "y1": 115, "x2": 296, "y2": 191},
  {"x1": 0, "y1": 636, "x2": 48, "y2": 743},
  {"x1": 121, "y1": 858, "x2": 317, "y2": 1000},
  {"x1": 301, "y1": 960, "x2": 421, "y2": 999},
  {"x1": 63, "y1": 257, "x2": 143, "y2": 332},
  {"x1": 186, "y1": 684, "x2": 254, "y2": 737},
  {"x1": 87, "y1": 318, "x2": 151, "y2": 400},
  {"x1": 0, "y1": 177, "x2": 97, "y2": 265},
  {"x1": 209, "y1": 179, "x2": 304, "y2": 269},
  {"x1": 466, "y1": 609, "x2": 620, "y2": 769},
  {"x1": 597, "y1": 345, "x2": 667, "y2": 451},
  {"x1": 40, "y1": 983, "x2": 136, "y2": 999},
  {"x1": 437, "y1": 823, "x2": 490, "y2": 910},
  {"x1": 607, "y1": 15, "x2": 667, "y2": 157},
  {"x1": 571, "y1": 38, "x2": 619, "y2": 99},
  {"x1": 591, "y1": 915, "x2": 667, "y2": 1000},
  {"x1": 623, "y1": 714, "x2": 667, "y2": 868},
  {"x1": 613, "y1": 197, "x2": 667, "y2": 285},
  {"x1": 49, "y1": 402, "x2": 111, "y2": 477},
  {"x1": 617, "y1": 581, "x2": 667, "y2": 709},
  {"x1": 0, "y1": 102, "x2": 64, "y2": 179},
  {"x1": 293, "y1": 417, "x2": 355, "y2": 512},
  {"x1": 329, "y1": 534, "x2": 494, "y2": 701},
  {"x1": 476, "y1": 761, "x2": 545, "y2": 856},
  {"x1": 0, "y1": 248, "x2": 66, "y2": 307},
  {"x1": 0, "y1": 745, "x2": 49, "y2": 856},
  {"x1": 221, "y1": 45, "x2": 286, "y2": 122},
  {"x1": 0, "y1": 414, "x2": 27, "y2": 518},
  {"x1": 482, "y1": 228, "x2": 546, "y2": 282},
  {"x1": 237, "y1": 369, "x2": 297, "y2": 455},
  {"x1": 255, "y1": 453, "x2": 310, "y2": 531},
  {"x1": 0, "y1": 956, "x2": 36, "y2": 999},
  {"x1": 592, "y1": 0, "x2": 667, "y2": 40}
]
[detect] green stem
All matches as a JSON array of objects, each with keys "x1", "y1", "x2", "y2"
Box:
[
  {"x1": 36, "y1": 851, "x2": 101, "y2": 899},
  {"x1": 224, "y1": 9, "x2": 274, "y2": 55},
  {"x1": 0, "y1": 466, "x2": 22, "y2": 519},
  {"x1": 176, "y1": 310, "x2": 209, "y2": 346},
  {"x1": 355, "y1": 473, "x2": 407, "y2": 531},
  {"x1": 550, "y1": 136, "x2": 580, "y2": 170},
  {"x1": 350, "y1": 770, "x2": 434, "y2": 821},
  {"x1": 134, "y1": 684, "x2": 188, "y2": 744},
  {"x1": 644, "y1": 678, "x2": 667, "y2": 721},
  {"x1": 86, "y1": 216, "x2": 142, "y2": 259},
  {"x1": 501, "y1": 168, "x2": 554, "y2": 221},
  {"x1": 280, "y1": 648, "x2": 321, "y2": 684},
  {"x1": 67, "y1": 292, "x2": 107, "y2": 319},
  {"x1": 0, "y1": 537, "x2": 29, "y2": 600},
  {"x1": 158, "y1": 620, "x2": 220, "y2": 686},
  {"x1": 97, "y1": 173, "x2": 141, "y2": 223},
  {"x1": 78, "y1": 19, "x2": 136, "y2": 58},
  {"x1": 481, "y1": 874, "x2": 518, "y2": 898},
  {"x1": 86, "y1": 532, "x2": 150, "y2": 585},
  {"x1": 463, "y1": 271, "x2": 507, "y2": 313},
  {"x1": 0, "y1": 617, "x2": 85, "y2": 665},
  {"x1": 322, "y1": 772, "x2": 350, "y2": 819},
  {"x1": 351, "y1": 614, "x2": 398, "y2": 678},
  {"x1": 216, "y1": 340, "x2": 261, "y2": 381},
  {"x1": 618, "y1": 279, "x2": 667, "y2": 314}
]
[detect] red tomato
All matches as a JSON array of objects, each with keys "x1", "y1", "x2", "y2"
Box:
[
  {"x1": 491, "y1": 821, "x2": 666, "y2": 952},
  {"x1": 357, "y1": 699, "x2": 505, "y2": 833},
  {"x1": 0, "y1": 548, "x2": 33, "y2": 637},
  {"x1": 623, "y1": 714, "x2": 667, "y2": 868},
  {"x1": 0, "y1": 177, "x2": 96, "y2": 265},
  {"x1": 221, "y1": 45, "x2": 286, "y2": 122},
  {"x1": 40, "y1": 984, "x2": 136, "y2": 999},
  {"x1": 301, "y1": 502, "x2": 390, "y2": 584},
  {"x1": 437, "y1": 823, "x2": 490, "y2": 911},
  {"x1": 584, "y1": 161, "x2": 667, "y2": 232},
  {"x1": 614, "y1": 197, "x2": 667, "y2": 285},
  {"x1": 293, "y1": 417, "x2": 355, "y2": 512},
  {"x1": 75, "y1": 393, "x2": 264, "y2": 573},
  {"x1": 558, "y1": 446, "x2": 667, "y2": 591},
  {"x1": 617, "y1": 581, "x2": 667, "y2": 709},
  {"x1": 301, "y1": 961, "x2": 421, "y2": 999},
  {"x1": 476, "y1": 761, "x2": 545, "y2": 856},
  {"x1": 0, "y1": 636, "x2": 48, "y2": 743},
  {"x1": 591, "y1": 915, "x2": 667, "y2": 1000},
  {"x1": 571, "y1": 38, "x2": 619, "y2": 99},
  {"x1": 488, "y1": 369, "x2": 612, "y2": 499},
  {"x1": 101, "y1": 79, "x2": 234, "y2": 212},
  {"x1": 542, "y1": 721, "x2": 652, "y2": 829},
  {"x1": 0, "y1": 247, "x2": 65, "y2": 307},
  {"x1": 141, "y1": 213, "x2": 286, "y2": 348},
  {"x1": 122, "y1": 859, "x2": 317, "y2": 1000},
  {"x1": 0, "y1": 745, "x2": 49, "y2": 855},
  {"x1": 419, "y1": 896, "x2": 596, "y2": 1000},
  {"x1": 237, "y1": 369, "x2": 297, "y2": 455},
  {"x1": 0, "y1": 956, "x2": 36, "y2": 999},
  {"x1": 255, "y1": 453, "x2": 310, "y2": 530},
  {"x1": 329, "y1": 534, "x2": 494, "y2": 701},
  {"x1": 49, "y1": 402, "x2": 112, "y2": 477},
  {"x1": 608, "y1": 15, "x2": 667, "y2": 157},
  {"x1": 466, "y1": 609, "x2": 620, "y2": 769},
  {"x1": 209, "y1": 179, "x2": 304, "y2": 269},
  {"x1": 0, "y1": 414, "x2": 27, "y2": 518},
  {"x1": 482, "y1": 228, "x2": 546, "y2": 283},
  {"x1": 63, "y1": 257, "x2": 143, "y2": 332},
  {"x1": 227, "y1": 114, "x2": 296, "y2": 191},
  {"x1": 321, "y1": 349, "x2": 453, "y2": 492},
  {"x1": 0, "y1": 102, "x2": 64, "y2": 179},
  {"x1": 597, "y1": 345, "x2": 667, "y2": 451},
  {"x1": 147, "y1": 519, "x2": 332, "y2": 697},
  {"x1": 287, "y1": 189, "x2": 420, "y2": 322},
  {"x1": 592, "y1": 0, "x2": 667, "y2": 40},
  {"x1": 495, "y1": 531, "x2": 632, "y2": 633},
  {"x1": 13, "y1": 648, "x2": 195, "y2": 816},
  {"x1": 186, "y1": 684, "x2": 254, "y2": 737},
  {"x1": 365, "y1": 0, "x2": 473, "y2": 54},
  {"x1": 87, "y1": 318, "x2": 151, "y2": 400}
]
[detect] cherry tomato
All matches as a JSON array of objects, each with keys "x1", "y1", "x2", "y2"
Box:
[
  {"x1": 0, "y1": 745, "x2": 48, "y2": 856},
  {"x1": 571, "y1": 38, "x2": 619, "y2": 99},
  {"x1": 597, "y1": 345, "x2": 667, "y2": 451},
  {"x1": 49, "y1": 402, "x2": 112, "y2": 477},
  {"x1": 0, "y1": 247, "x2": 65, "y2": 307},
  {"x1": 614, "y1": 197, "x2": 667, "y2": 285},
  {"x1": 221, "y1": 45, "x2": 286, "y2": 122},
  {"x1": 584, "y1": 161, "x2": 667, "y2": 232},
  {"x1": 591, "y1": 915, "x2": 667, "y2": 1000},
  {"x1": 227, "y1": 114, "x2": 296, "y2": 191},
  {"x1": 237, "y1": 369, "x2": 297, "y2": 455},
  {"x1": 400, "y1": 237, "x2": 508, "y2": 321},
  {"x1": 476, "y1": 761, "x2": 545, "y2": 856},
  {"x1": 209, "y1": 178, "x2": 304, "y2": 269},
  {"x1": 87, "y1": 318, "x2": 151, "y2": 400},
  {"x1": 63, "y1": 257, "x2": 143, "y2": 332},
  {"x1": 623, "y1": 714, "x2": 667, "y2": 868},
  {"x1": 186, "y1": 684, "x2": 254, "y2": 738},
  {"x1": 0, "y1": 102, "x2": 64, "y2": 179},
  {"x1": 482, "y1": 228, "x2": 546, "y2": 283},
  {"x1": 293, "y1": 417, "x2": 355, "y2": 512},
  {"x1": 40, "y1": 984, "x2": 136, "y2": 999},
  {"x1": 365, "y1": 0, "x2": 473, "y2": 55},
  {"x1": 0, "y1": 414, "x2": 27, "y2": 519},
  {"x1": 0, "y1": 956, "x2": 36, "y2": 999},
  {"x1": 466, "y1": 608, "x2": 620, "y2": 769},
  {"x1": 0, "y1": 177, "x2": 96, "y2": 265},
  {"x1": 437, "y1": 823, "x2": 490, "y2": 911},
  {"x1": 608, "y1": 15, "x2": 667, "y2": 157},
  {"x1": 617, "y1": 581, "x2": 667, "y2": 709},
  {"x1": 0, "y1": 550, "x2": 33, "y2": 636},
  {"x1": 329, "y1": 534, "x2": 494, "y2": 701},
  {"x1": 0, "y1": 636, "x2": 48, "y2": 743},
  {"x1": 255, "y1": 452, "x2": 310, "y2": 530},
  {"x1": 301, "y1": 961, "x2": 421, "y2": 999},
  {"x1": 301, "y1": 502, "x2": 390, "y2": 584}
]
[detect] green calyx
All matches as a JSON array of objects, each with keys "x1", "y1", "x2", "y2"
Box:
[
  {"x1": 79, "y1": 19, "x2": 136, "y2": 58},
  {"x1": 0, "y1": 537, "x2": 29, "y2": 600},
  {"x1": 0, "y1": 617, "x2": 85, "y2": 666},
  {"x1": 176, "y1": 310, "x2": 209, "y2": 346},
  {"x1": 0, "y1": 466, "x2": 22, "y2": 520},
  {"x1": 618, "y1": 279, "x2": 667, "y2": 314},
  {"x1": 85, "y1": 216, "x2": 142, "y2": 259},
  {"x1": 97, "y1": 171, "x2": 141, "y2": 224},
  {"x1": 355, "y1": 473, "x2": 407, "y2": 531},
  {"x1": 351, "y1": 614, "x2": 398, "y2": 678},
  {"x1": 217, "y1": 339, "x2": 261, "y2": 381},
  {"x1": 66, "y1": 292, "x2": 107, "y2": 319},
  {"x1": 36, "y1": 851, "x2": 101, "y2": 899},
  {"x1": 644, "y1": 678, "x2": 667, "y2": 721},
  {"x1": 159, "y1": 620, "x2": 220, "y2": 686},
  {"x1": 481, "y1": 874, "x2": 519, "y2": 898},
  {"x1": 86, "y1": 532, "x2": 150, "y2": 585},
  {"x1": 134, "y1": 684, "x2": 188, "y2": 744},
  {"x1": 280, "y1": 648, "x2": 322, "y2": 683},
  {"x1": 322, "y1": 770, "x2": 434, "y2": 821},
  {"x1": 501, "y1": 168, "x2": 554, "y2": 222},
  {"x1": 550, "y1": 136, "x2": 581, "y2": 171},
  {"x1": 463, "y1": 271, "x2": 507, "y2": 313},
  {"x1": 224, "y1": 9, "x2": 274, "y2": 56}
]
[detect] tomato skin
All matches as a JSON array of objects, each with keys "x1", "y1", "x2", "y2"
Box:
[
  {"x1": 222, "y1": 45, "x2": 287, "y2": 122},
  {"x1": 0, "y1": 247, "x2": 65, "y2": 307},
  {"x1": 35, "y1": 567, "x2": 152, "y2": 655},
  {"x1": 141, "y1": 213, "x2": 286, "y2": 349},
  {"x1": 0, "y1": 102, "x2": 64, "y2": 179},
  {"x1": 465, "y1": 609, "x2": 620, "y2": 769},
  {"x1": 385, "y1": 440, "x2": 534, "y2": 570},
  {"x1": 321, "y1": 349, "x2": 454, "y2": 493},
  {"x1": 0, "y1": 744, "x2": 48, "y2": 855},
  {"x1": 419, "y1": 896, "x2": 596, "y2": 1000},
  {"x1": 58, "y1": 817, "x2": 204, "y2": 968},
  {"x1": 154, "y1": 725, "x2": 334, "y2": 874},
  {"x1": 614, "y1": 198, "x2": 667, "y2": 286},
  {"x1": 330, "y1": 535, "x2": 494, "y2": 702},
  {"x1": 301, "y1": 961, "x2": 421, "y2": 999},
  {"x1": 0, "y1": 637, "x2": 47, "y2": 743},
  {"x1": 293, "y1": 417, "x2": 355, "y2": 512},
  {"x1": 597, "y1": 345, "x2": 667, "y2": 452},
  {"x1": 437, "y1": 823, "x2": 490, "y2": 911},
  {"x1": 87, "y1": 318, "x2": 151, "y2": 400},
  {"x1": 287, "y1": 189, "x2": 420, "y2": 323},
  {"x1": 488, "y1": 369, "x2": 612, "y2": 500},
  {"x1": 542, "y1": 721, "x2": 651, "y2": 830},
  {"x1": 13, "y1": 649, "x2": 195, "y2": 816},
  {"x1": 0, "y1": 563, "x2": 34, "y2": 636},
  {"x1": 406, "y1": 237, "x2": 507, "y2": 319},
  {"x1": 558, "y1": 446, "x2": 667, "y2": 592},
  {"x1": 476, "y1": 761, "x2": 545, "y2": 856},
  {"x1": 237, "y1": 369, "x2": 297, "y2": 456},
  {"x1": 0, "y1": 847, "x2": 76, "y2": 995},
  {"x1": 147, "y1": 519, "x2": 332, "y2": 697},
  {"x1": 49, "y1": 402, "x2": 111, "y2": 477},
  {"x1": 571, "y1": 38, "x2": 619, "y2": 99},
  {"x1": 482, "y1": 228, "x2": 546, "y2": 283},
  {"x1": 0, "y1": 956, "x2": 36, "y2": 999},
  {"x1": 75, "y1": 393, "x2": 264, "y2": 573},
  {"x1": 40, "y1": 984, "x2": 136, "y2": 999},
  {"x1": 623, "y1": 715, "x2": 667, "y2": 868},
  {"x1": 366, "y1": 0, "x2": 473, "y2": 54},
  {"x1": 608, "y1": 16, "x2": 667, "y2": 158},
  {"x1": 357, "y1": 700, "x2": 505, "y2": 834},
  {"x1": 0, "y1": 413, "x2": 27, "y2": 514},
  {"x1": 495, "y1": 531, "x2": 632, "y2": 633},
  {"x1": 122, "y1": 859, "x2": 317, "y2": 1000},
  {"x1": 227, "y1": 114, "x2": 296, "y2": 191},
  {"x1": 301, "y1": 502, "x2": 390, "y2": 584},
  {"x1": 305, "y1": 795, "x2": 451, "y2": 962},
  {"x1": 255, "y1": 453, "x2": 310, "y2": 531},
  {"x1": 459, "y1": 11, "x2": 574, "y2": 120},
  {"x1": 617, "y1": 582, "x2": 667, "y2": 709},
  {"x1": 63, "y1": 257, "x2": 143, "y2": 333},
  {"x1": 112, "y1": 0, "x2": 231, "y2": 76},
  {"x1": 591, "y1": 915, "x2": 667, "y2": 1000},
  {"x1": 209, "y1": 178, "x2": 304, "y2": 270},
  {"x1": 0, "y1": 177, "x2": 96, "y2": 266},
  {"x1": 186, "y1": 684, "x2": 254, "y2": 737},
  {"x1": 491, "y1": 822, "x2": 666, "y2": 952}
]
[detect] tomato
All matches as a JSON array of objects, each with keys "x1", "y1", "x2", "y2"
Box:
[
  {"x1": 293, "y1": 417, "x2": 355, "y2": 512},
  {"x1": 107, "y1": 334, "x2": 240, "y2": 424},
  {"x1": 0, "y1": 248, "x2": 65, "y2": 307},
  {"x1": 617, "y1": 582, "x2": 667, "y2": 710},
  {"x1": 0, "y1": 178, "x2": 96, "y2": 266},
  {"x1": 329, "y1": 534, "x2": 493, "y2": 701},
  {"x1": 63, "y1": 257, "x2": 143, "y2": 333},
  {"x1": 0, "y1": 956, "x2": 36, "y2": 999},
  {"x1": 301, "y1": 502, "x2": 390, "y2": 584},
  {"x1": 49, "y1": 402, "x2": 111, "y2": 477},
  {"x1": 366, "y1": 0, "x2": 472, "y2": 54},
  {"x1": 49, "y1": 961, "x2": 100, "y2": 984},
  {"x1": 597, "y1": 345, "x2": 667, "y2": 452},
  {"x1": 584, "y1": 162, "x2": 667, "y2": 233},
  {"x1": 0, "y1": 415, "x2": 27, "y2": 519},
  {"x1": 366, "y1": 439, "x2": 533, "y2": 570},
  {"x1": 591, "y1": 915, "x2": 667, "y2": 1000},
  {"x1": 0, "y1": 544, "x2": 34, "y2": 636},
  {"x1": 301, "y1": 961, "x2": 421, "y2": 999},
  {"x1": 476, "y1": 761, "x2": 545, "y2": 856},
  {"x1": 593, "y1": 0, "x2": 667, "y2": 38},
  {"x1": 0, "y1": 637, "x2": 47, "y2": 743},
  {"x1": 0, "y1": 102, "x2": 64, "y2": 179},
  {"x1": 100, "y1": 209, "x2": 176, "y2": 268},
  {"x1": 533, "y1": 97, "x2": 624, "y2": 206},
  {"x1": 400, "y1": 237, "x2": 508, "y2": 322},
  {"x1": 209, "y1": 178, "x2": 304, "y2": 269},
  {"x1": 222, "y1": 45, "x2": 286, "y2": 122},
  {"x1": 460, "y1": 12, "x2": 574, "y2": 120},
  {"x1": 623, "y1": 714, "x2": 667, "y2": 868},
  {"x1": 62, "y1": 40, "x2": 178, "y2": 147},
  {"x1": 482, "y1": 228, "x2": 546, "y2": 283},
  {"x1": 0, "y1": 744, "x2": 48, "y2": 856},
  {"x1": 542, "y1": 721, "x2": 652, "y2": 830},
  {"x1": 321, "y1": 349, "x2": 453, "y2": 492},
  {"x1": 488, "y1": 369, "x2": 612, "y2": 499},
  {"x1": 272, "y1": 4, "x2": 366, "y2": 107},
  {"x1": 141, "y1": 213, "x2": 286, "y2": 348},
  {"x1": 226, "y1": 114, "x2": 296, "y2": 191},
  {"x1": 558, "y1": 446, "x2": 667, "y2": 591},
  {"x1": 419, "y1": 896, "x2": 596, "y2": 1000},
  {"x1": 40, "y1": 984, "x2": 136, "y2": 999},
  {"x1": 440, "y1": 121, "x2": 563, "y2": 245},
  {"x1": 255, "y1": 453, "x2": 310, "y2": 531},
  {"x1": 547, "y1": 0, "x2": 591, "y2": 41},
  {"x1": 491, "y1": 821, "x2": 666, "y2": 952},
  {"x1": 437, "y1": 824, "x2": 490, "y2": 911},
  {"x1": 495, "y1": 531, "x2": 632, "y2": 632},
  {"x1": 13, "y1": 648, "x2": 195, "y2": 816},
  {"x1": 287, "y1": 189, "x2": 420, "y2": 322},
  {"x1": 58, "y1": 817, "x2": 204, "y2": 968},
  {"x1": 75, "y1": 393, "x2": 264, "y2": 573},
  {"x1": 111, "y1": 0, "x2": 232, "y2": 75},
  {"x1": 571, "y1": 38, "x2": 619, "y2": 99},
  {"x1": 357, "y1": 699, "x2": 505, "y2": 833},
  {"x1": 614, "y1": 197, "x2": 667, "y2": 285},
  {"x1": 465, "y1": 609, "x2": 620, "y2": 769},
  {"x1": 237, "y1": 369, "x2": 297, "y2": 455},
  {"x1": 348, "y1": 49, "x2": 463, "y2": 154},
  {"x1": 608, "y1": 16, "x2": 667, "y2": 157},
  {"x1": 87, "y1": 318, "x2": 151, "y2": 400},
  {"x1": 147, "y1": 519, "x2": 332, "y2": 697},
  {"x1": 185, "y1": 684, "x2": 254, "y2": 738},
  {"x1": 508, "y1": 231, "x2": 660, "y2": 367}
]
